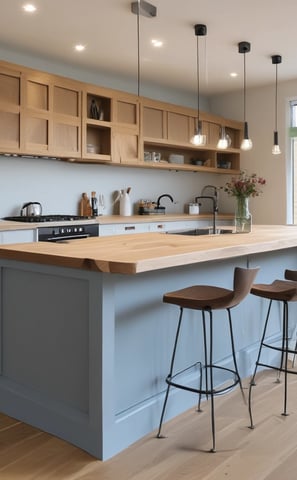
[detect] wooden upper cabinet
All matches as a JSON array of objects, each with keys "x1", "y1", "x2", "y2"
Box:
[
  {"x1": 112, "y1": 93, "x2": 139, "y2": 164},
  {"x1": 141, "y1": 97, "x2": 242, "y2": 173},
  {"x1": 0, "y1": 60, "x2": 242, "y2": 172},
  {"x1": 0, "y1": 65, "x2": 21, "y2": 153},
  {"x1": 21, "y1": 71, "x2": 81, "y2": 158},
  {"x1": 81, "y1": 86, "x2": 140, "y2": 163}
]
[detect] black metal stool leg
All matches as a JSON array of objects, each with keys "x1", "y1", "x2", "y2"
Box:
[
  {"x1": 208, "y1": 310, "x2": 216, "y2": 453},
  {"x1": 248, "y1": 299, "x2": 273, "y2": 429},
  {"x1": 202, "y1": 310, "x2": 209, "y2": 401},
  {"x1": 276, "y1": 301, "x2": 287, "y2": 384},
  {"x1": 157, "y1": 307, "x2": 183, "y2": 438},
  {"x1": 282, "y1": 301, "x2": 289, "y2": 416},
  {"x1": 227, "y1": 308, "x2": 244, "y2": 400},
  {"x1": 197, "y1": 310, "x2": 208, "y2": 413}
]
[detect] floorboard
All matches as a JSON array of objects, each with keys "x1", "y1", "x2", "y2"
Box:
[{"x1": 1, "y1": 370, "x2": 297, "y2": 479}]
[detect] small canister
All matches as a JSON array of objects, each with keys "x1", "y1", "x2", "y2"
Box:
[{"x1": 189, "y1": 203, "x2": 199, "y2": 215}]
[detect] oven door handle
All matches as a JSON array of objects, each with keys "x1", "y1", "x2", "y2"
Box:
[{"x1": 45, "y1": 233, "x2": 92, "y2": 242}]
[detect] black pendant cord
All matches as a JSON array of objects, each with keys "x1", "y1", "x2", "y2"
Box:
[
  {"x1": 196, "y1": 34, "x2": 200, "y2": 129},
  {"x1": 137, "y1": 0, "x2": 140, "y2": 97},
  {"x1": 243, "y1": 51, "x2": 246, "y2": 124},
  {"x1": 274, "y1": 63, "x2": 278, "y2": 132}
]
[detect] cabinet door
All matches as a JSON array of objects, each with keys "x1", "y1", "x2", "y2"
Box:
[
  {"x1": 167, "y1": 112, "x2": 191, "y2": 144},
  {"x1": 143, "y1": 106, "x2": 166, "y2": 140},
  {"x1": 52, "y1": 83, "x2": 81, "y2": 158},
  {"x1": 112, "y1": 127, "x2": 139, "y2": 164},
  {"x1": 112, "y1": 94, "x2": 140, "y2": 163},
  {"x1": 1, "y1": 229, "x2": 36, "y2": 244},
  {"x1": 0, "y1": 65, "x2": 21, "y2": 153},
  {"x1": 21, "y1": 72, "x2": 81, "y2": 158}
]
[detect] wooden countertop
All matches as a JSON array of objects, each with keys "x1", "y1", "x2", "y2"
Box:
[
  {"x1": 0, "y1": 213, "x2": 232, "y2": 231},
  {"x1": 0, "y1": 225, "x2": 296, "y2": 274}
]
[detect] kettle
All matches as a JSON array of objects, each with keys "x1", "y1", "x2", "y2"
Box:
[{"x1": 20, "y1": 202, "x2": 42, "y2": 216}]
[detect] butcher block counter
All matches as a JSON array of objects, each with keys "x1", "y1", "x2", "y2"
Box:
[
  {"x1": 0, "y1": 224, "x2": 297, "y2": 460},
  {"x1": 0, "y1": 225, "x2": 296, "y2": 274}
]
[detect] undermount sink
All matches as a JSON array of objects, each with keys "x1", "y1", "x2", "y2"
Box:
[{"x1": 167, "y1": 228, "x2": 235, "y2": 236}]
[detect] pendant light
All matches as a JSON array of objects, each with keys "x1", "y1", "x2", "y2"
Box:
[
  {"x1": 217, "y1": 125, "x2": 230, "y2": 149},
  {"x1": 238, "y1": 41, "x2": 252, "y2": 151},
  {"x1": 271, "y1": 55, "x2": 282, "y2": 155},
  {"x1": 190, "y1": 24, "x2": 207, "y2": 146}
]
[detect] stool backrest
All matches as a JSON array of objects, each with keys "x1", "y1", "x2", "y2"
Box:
[
  {"x1": 230, "y1": 267, "x2": 260, "y2": 308},
  {"x1": 284, "y1": 269, "x2": 297, "y2": 281}
]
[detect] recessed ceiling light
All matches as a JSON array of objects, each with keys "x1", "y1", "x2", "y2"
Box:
[
  {"x1": 151, "y1": 39, "x2": 163, "y2": 48},
  {"x1": 230, "y1": 72, "x2": 238, "y2": 78},
  {"x1": 75, "y1": 44, "x2": 86, "y2": 52},
  {"x1": 22, "y1": 4, "x2": 37, "y2": 13}
]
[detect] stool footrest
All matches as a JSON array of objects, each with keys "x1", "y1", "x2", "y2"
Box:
[
  {"x1": 262, "y1": 341, "x2": 297, "y2": 355},
  {"x1": 167, "y1": 364, "x2": 240, "y2": 396},
  {"x1": 256, "y1": 361, "x2": 297, "y2": 375}
]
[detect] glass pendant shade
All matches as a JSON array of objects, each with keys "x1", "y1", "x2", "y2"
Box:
[
  {"x1": 217, "y1": 126, "x2": 230, "y2": 149},
  {"x1": 191, "y1": 120, "x2": 206, "y2": 146}
]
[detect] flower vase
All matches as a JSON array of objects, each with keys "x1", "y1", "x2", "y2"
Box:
[{"x1": 235, "y1": 196, "x2": 252, "y2": 233}]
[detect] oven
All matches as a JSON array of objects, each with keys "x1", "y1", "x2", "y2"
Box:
[
  {"x1": 3, "y1": 215, "x2": 99, "y2": 242},
  {"x1": 37, "y1": 223, "x2": 99, "y2": 242}
]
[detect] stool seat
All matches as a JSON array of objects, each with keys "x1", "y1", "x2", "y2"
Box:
[
  {"x1": 157, "y1": 266, "x2": 259, "y2": 453},
  {"x1": 164, "y1": 285, "x2": 234, "y2": 310},
  {"x1": 251, "y1": 280, "x2": 297, "y2": 302}
]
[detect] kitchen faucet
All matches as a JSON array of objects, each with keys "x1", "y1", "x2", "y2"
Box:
[
  {"x1": 201, "y1": 185, "x2": 219, "y2": 213},
  {"x1": 156, "y1": 194, "x2": 174, "y2": 210},
  {"x1": 195, "y1": 195, "x2": 217, "y2": 234}
]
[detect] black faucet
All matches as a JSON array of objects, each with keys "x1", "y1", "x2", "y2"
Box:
[
  {"x1": 195, "y1": 196, "x2": 217, "y2": 234},
  {"x1": 156, "y1": 194, "x2": 174, "y2": 210},
  {"x1": 201, "y1": 185, "x2": 219, "y2": 213}
]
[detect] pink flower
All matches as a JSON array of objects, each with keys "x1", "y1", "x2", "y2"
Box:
[{"x1": 224, "y1": 170, "x2": 266, "y2": 198}]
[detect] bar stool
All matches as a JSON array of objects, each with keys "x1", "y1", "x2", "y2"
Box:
[
  {"x1": 157, "y1": 266, "x2": 259, "y2": 452},
  {"x1": 248, "y1": 269, "x2": 297, "y2": 429}
]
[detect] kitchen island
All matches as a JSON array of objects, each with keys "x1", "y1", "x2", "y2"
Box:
[{"x1": 0, "y1": 225, "x2": 296, "y2": 459}]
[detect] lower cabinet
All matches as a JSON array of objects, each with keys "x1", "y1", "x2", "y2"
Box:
[
  {"x1": 0, "y1": 229, "x2": 36, "y2": 244},
  {"x1": 98, "y1": 219, "x2": 222, "y2": 236},
  {"x1": 98, "y1": 223, "x2": 150, "y2": 236}
]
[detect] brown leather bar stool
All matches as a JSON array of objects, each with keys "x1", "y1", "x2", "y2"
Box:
[
  {"x1": 156, "y1": 266, "x2": 259, "y2": 453},
  {"x1": 248, "y1": 269, "x2": 297, "y2": 429}
]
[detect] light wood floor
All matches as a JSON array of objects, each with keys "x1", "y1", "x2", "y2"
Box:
[{"x1": 1, "y1": 370, "x2": 297, "y2": 479}]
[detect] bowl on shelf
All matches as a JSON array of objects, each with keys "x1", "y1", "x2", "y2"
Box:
[
  {"x1": 169, "y1": 154, "x2": 184, "y2": 164},
  {"x1": 87, "y1": 144, "x2": 100, "y2": 154},
  {"x1": 191, "y1": 159, "x2": 205, "y2": 166},
  {"x1": 217, "y1": 160, "x2": 231, "y2": 169}
]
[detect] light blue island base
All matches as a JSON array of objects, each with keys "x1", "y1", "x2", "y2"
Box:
[{"x1": 0, "y1": 248, "x2": 296, "y2": 460}]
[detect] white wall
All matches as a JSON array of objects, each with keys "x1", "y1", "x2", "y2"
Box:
[
  {"x1": 0, "y1": 156, "x2": 225, "y2": 217},
  {"x1": 210, "y1": 79, "x2": 296, "y2": 225}
]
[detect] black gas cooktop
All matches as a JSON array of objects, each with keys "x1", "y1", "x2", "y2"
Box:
[{"x1": 3, "y1": 215, "x2": 95, "y2": 223}]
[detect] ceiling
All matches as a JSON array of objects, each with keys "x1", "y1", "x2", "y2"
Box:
[{"x1": 1, "y1": 0, "x2": 296, "y2": 96}]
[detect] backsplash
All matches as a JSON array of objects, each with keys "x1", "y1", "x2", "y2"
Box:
[{"x1": 0, "y1": 155, "x2": 233, "y2": 218}]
